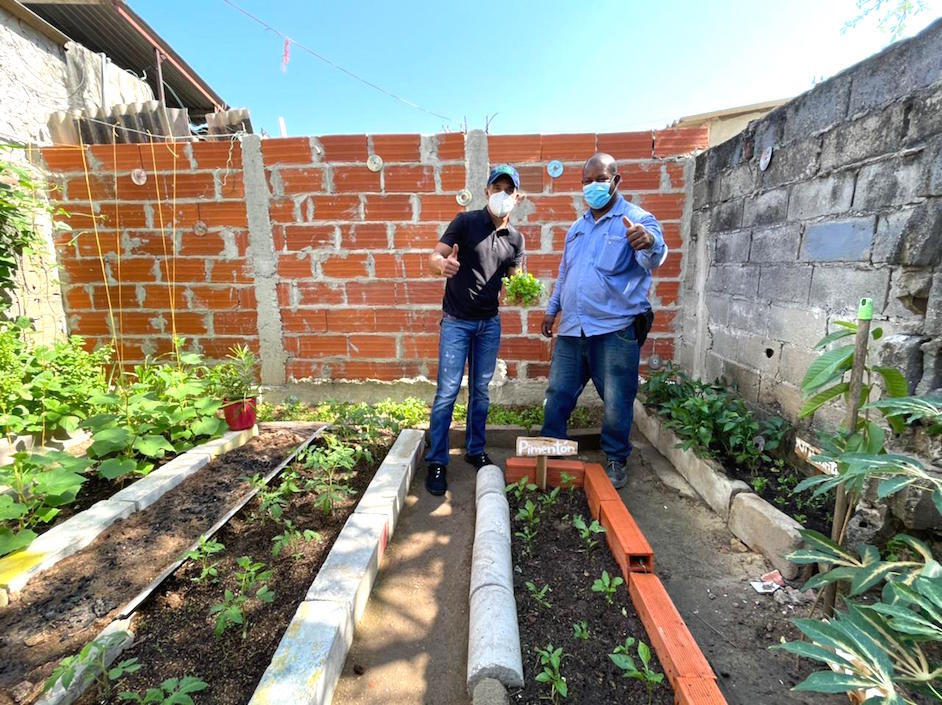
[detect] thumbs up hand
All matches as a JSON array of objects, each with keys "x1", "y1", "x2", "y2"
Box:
[
  {"x1": 624, "y1": 216, "x2": 653, "y2": 251},
  {"x1": 442, "y1": 244, "x2": 460, "y2": 277}
]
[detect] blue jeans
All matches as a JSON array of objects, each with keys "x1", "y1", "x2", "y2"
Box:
[
  {"x1": 540, "y1": 325, "x2": 640, "y2": 463},
  {"x1": 425, "y1": 315, "x2": 501, "y2": 466}
]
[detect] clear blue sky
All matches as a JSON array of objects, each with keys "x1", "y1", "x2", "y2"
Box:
[{"x1": 134, "y1": 0, "x2": 942, "y2": 137}]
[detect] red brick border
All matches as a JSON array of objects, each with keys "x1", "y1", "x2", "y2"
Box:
[{"x1": 505, "y1": 456, "x2": 727, "y2": 705}]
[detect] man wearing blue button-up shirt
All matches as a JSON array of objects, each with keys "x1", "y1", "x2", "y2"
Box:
[{"x1": 540, "y1": 152, "x2": 667, "y2": 489}]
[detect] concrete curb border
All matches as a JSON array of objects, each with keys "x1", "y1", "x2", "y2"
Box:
[
  {"x1": 633, "y1": 399, "x2": 804, "y2": 580},
  {"x1": 247, "y1": 428, "x2": 425, "y2": 705},
  {"x1": 0, "y1": 427, "x2": 259, "y2": 595},
  {"x1": 466, "y1": 465, "x2": 524, "y2": 695}
]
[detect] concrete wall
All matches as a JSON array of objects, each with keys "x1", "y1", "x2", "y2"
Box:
[
  {"x1": 1, "y1": 4, "x2": 153, "y2": 340},
  {"x1": 679, "y1": 18, "x2": 942, "y2": 429},
  {"x1": 39, "y1": 127, "x2": 707, "y2": 401},
  {"x1": 0, "y1": 5, "x2": 153, "y2": 144}
]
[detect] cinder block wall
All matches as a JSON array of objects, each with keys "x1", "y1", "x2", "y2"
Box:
[
  {"x1": 40, "y1": 127, "x2": 705, "y2": 392},
  {"x1": 679, "y1": 18, "x2": 942, "y2": 427}
]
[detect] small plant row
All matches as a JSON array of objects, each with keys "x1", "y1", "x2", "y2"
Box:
[
  {"x1": 510, "y1": 478, "x2": 666, "y2": 704},
  {"x1": 44, "y1": 631, "x2": 206, "y2": 705},
  {"x1": 0, "y1": 336, "x2": 262, "y2": 558},
  {"x1": 42, "y1": 418, "x2": 380, "y2": 705}
]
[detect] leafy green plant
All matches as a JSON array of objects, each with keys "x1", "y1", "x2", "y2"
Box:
[
  {"x1": 119, "y1": 676, "x2": 208, "y2": 705},
  {"x1": 0, "y1": 450, "x2": 91, "y2": 557},
  {"x1": 506, "y1": 476, "x2": 536, "y2": 501},
  {"x1": 534, "y1": 644, "x2": 568, "y2": 702},
  {"x1": 525, "y1": 581, "x2": 552, "y2": 609},
  {"x1": 572, "y1": 620, "x2": 589, "y2": 641},
  {"x1": 82, "y1": 346, "x2": 226, "y2": 481},
  {"x1": 0, "y1": 317, "x2": 110, "y2": 443},
  {"x1": 209, "y1": 345, "x2": 258, "y2": 403},
  {"x1": 44, "y1": 632, "x2": 138, "y2": 699},
  {"x1": 609, "y1": 637, "x2": 664, "y2": 705},
  {"x1": 182, "y1": 536, "x2": 225, "y2": 584},
  {"x1": 538, "y1": 486, "x2": 560, "y2": 511},
  {"x1": 271, "y1": 519, "x2": 320, "y2": 559},
  {"x1": 300, "y1": 435, "x2": 358, "y2": 515},
  {"x1": 571, "y1": 514, "x2": 606, "y2": 553},
  {"x1": 1, "y1": 151, "x2": 69, "y2": 311},
  {"x1": 750, "y1": 476, "x2": 768, "y2": 493},
  {"x1": 516, "y1": 499, "x2": 540, "y2": 527},
  {"x1": 558, "y1": 472, "x2": 576, "y2": 491},
  {"x1": 778, "y1": 532, "x2": 941, "y2": 702},
  {"x1": 209, "y1": 556, "x2": 275, "y2": 639},
  {"x1": 502, "y1": 271, "x2": 545, "y2": 307},
  {"x1": 592, "y1": 570, "x2": 624, "y2": 605},
  {"x1": 515, "y1": 524, "x2": 538, "y2": 553}
]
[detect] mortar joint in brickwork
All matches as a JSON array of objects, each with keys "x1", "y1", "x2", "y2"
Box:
[
  {"x1": 309, "y1": 137, "x2": 324, "y2": 161},
  {"x1": 420, "y1": 135, "x2": 440, "y2": 165},
  {"x1": 183, "y1": 143, "x2": 197, "y2": 170}
]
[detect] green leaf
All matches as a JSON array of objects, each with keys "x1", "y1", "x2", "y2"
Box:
[
  {"x1": 873, "y1": 367, "x2": 908, "y2": 398},
  {"x1": 792, "y1": 671, "x2": 882, "y2": 693},
  {"x1": 132, "y1": 434, "x2": 176, "y2": 459},
  {"x1": 0, "y1": 526, "x2": 37, "y2": 557},
  {"x1": 773, "y1": 640, "x2": 856, "y2": 671},
  {"x1": 98, "y1": 457, "x2": 138, "y2": 480},
  {"x1": 870, "y1": 327, "x2": 883, "y2": 340},
  {"x1": 813, "y1": 328, "x2": 855, "y2": 350},
  {"x1": 0, "y1": 494, "x2": 28, "y2": 521},
  {"x1": 89, "y1": 426, "x2": 134, "y2": 457},
  {"x1": 799, "y1": 382, "x2": 849, "y2": 418},
  {"x1": 802, "y1": 345, "x2": 854, "y2": 393},
  {"x1": 556, "y1": 680, "x2": 568, "y2": 698},
  {"x1": 877, "y1": 476, "x2": 912, "y2": 499}
]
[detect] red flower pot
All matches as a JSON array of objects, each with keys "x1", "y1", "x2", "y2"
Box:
[{"x1": 222, "y1": 398, "x2": 257, "y2": 431}]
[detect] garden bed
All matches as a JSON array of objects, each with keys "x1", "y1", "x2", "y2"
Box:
[
  {"x1": 48, "y1": 423, "x2": 412, "y2": 705},
  {"x1": 508, "y1": 485, "x2": 674, "y2": 705},
  {"x1": 0, "y1": 426, "x2": 311, "y2": 705}
]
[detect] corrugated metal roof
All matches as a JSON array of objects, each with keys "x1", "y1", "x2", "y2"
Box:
[{"x1": 23, "y1": 0, "x2": 227, "y2": 115}]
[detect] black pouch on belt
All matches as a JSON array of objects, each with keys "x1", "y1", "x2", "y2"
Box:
[{"x1": 633, "y1": 308, "x2": 654, "y2": 346}]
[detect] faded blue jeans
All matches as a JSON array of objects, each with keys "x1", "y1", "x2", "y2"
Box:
[
  {"x1": 425, "y1": 315, "x2": 501, "y2": 466},
  {"x1": 540, "y1": 324, "x2": 640, "y2": 463}
]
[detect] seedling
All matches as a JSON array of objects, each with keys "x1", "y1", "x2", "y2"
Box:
[
  {"x1": 538, "y1": 486, "x2": 561, "y2": 511},
  {"x1": 514, "y1": 525, "x2": 538, "y2": 554},
  {"x1": 558, "y1": 472, "x2": 576, "y2": 491},
  {"x1": 534, "y1": 644, "x2": 568, "y2": 702},
  {"x1": 525, "y1": 581, "x2": 552, "y2": 609},
  {"x1": 591, "y1": 570, "x2": 623, "y2": 605},
  {"x1": 516, "y1": 499, "x2": 540, "y2": 528},
  {"x1": 44, "y1": 632, "x2": 139, "y2": 699},
  {"x1": 119, "y1": 677, "x2": 208, "y2": 705},
  {"x1": 301, "y1": 436, "x2": 358, "y2": 515},
  {"x1": 209, "y1": 556, "x2": 275, "y2": 639},
  {"x1": 572, "y1": 620, "x2": 589, "y2": 640},
  {"x1": 183, "y1": 536, "x2": 225, "y2": 583},
  {"x1": 609, "y1": 637, "x2": 664, "y2": 705},
  {"x1": 271, "y1": 520, "x2": 321, "y2": 559},
  {"x1": 572, "y1": 514, "x2": 606, "y2": 553},
  {"x1": 750, "y1": 476, "x2": 768, "y2": 493},
  {"x1": 505, "y1": 476, "x2": 536, "y2": 501}
]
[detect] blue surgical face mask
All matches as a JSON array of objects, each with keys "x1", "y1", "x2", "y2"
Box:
[{"x1": 583, "y1": 180, "x2": 613, "y2": 209}]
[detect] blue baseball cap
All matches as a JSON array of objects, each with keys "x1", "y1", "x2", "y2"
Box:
[{"x1": 487, "y1": 164, "x2": 520, "y2": 190}]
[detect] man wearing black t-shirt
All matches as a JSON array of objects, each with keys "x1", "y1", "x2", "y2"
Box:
[{"x1": 424, "y1": 164, "x2": 525, "y2": 496}]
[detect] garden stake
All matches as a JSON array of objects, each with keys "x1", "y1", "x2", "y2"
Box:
[
  {"x1": 515, "y1": 436, "x2": 579, "y2": 490},
  {"x1": 823, "y1": 297, "x2": 872, "y2": 618}
]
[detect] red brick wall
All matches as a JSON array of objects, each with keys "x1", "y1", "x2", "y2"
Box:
[{"x1": 41, "y1": 128, "x2": 706, "y2": 382}]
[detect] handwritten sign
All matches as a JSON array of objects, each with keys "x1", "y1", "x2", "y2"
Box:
[
  {"x1": 516, "y1": 437, "x2": 579, "y2": 457},
  {"x1": 794, "y1": 436, "x2": 837, "y2": 476}
]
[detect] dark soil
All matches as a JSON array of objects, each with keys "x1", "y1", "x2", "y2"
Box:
[
  {"x1": 726, "y1": 462, "x2": 831, "y2": 535},
  {"x1": 0, "y1": 428, "x2": 310, "y2": 704},
  {"x1": 72, "y1": 430, "x2": 391, "y2": 705},
  {"x1": 508, "y1": 488, "x2": 673, "y2": 705}
]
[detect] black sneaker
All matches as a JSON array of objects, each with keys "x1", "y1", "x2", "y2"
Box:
[
  {"x1": 425, "y1": 464, "x2": 447, "y2": 496},
  {"x1": 606, "y1": 459, "x2": 628, "y2": 490},
  {"x1": 463, "y1": 451, "x2": 494, "y2": 470}
]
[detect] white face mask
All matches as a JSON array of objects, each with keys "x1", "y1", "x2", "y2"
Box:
[{"x1": 488, "y1": 190, "x2": 515, "y2": 218}]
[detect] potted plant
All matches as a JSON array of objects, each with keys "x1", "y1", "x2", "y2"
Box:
[
  {"x1": 211, "y1": 345, "x2": 260, "y2": 431},
  {"x1": 502, "y1": 271, "x2": 545, "y2": 307}
]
